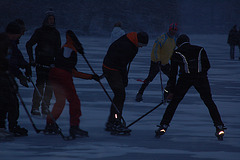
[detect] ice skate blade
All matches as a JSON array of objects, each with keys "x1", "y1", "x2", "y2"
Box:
[{"x1": 110, "y1": 130, "x2": 131, "y2": 136}]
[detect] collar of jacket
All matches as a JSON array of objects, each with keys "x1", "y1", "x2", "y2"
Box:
[{"x1": 126, "y1": 32, "x2": 138, "y2": 47}]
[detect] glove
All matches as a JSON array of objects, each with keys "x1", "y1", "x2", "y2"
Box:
[
  {"x1": 19, "y1": 74, "x2": 29, "y2": 87},
  {"x1": 92, "y1": 74, "x2": 100, "y2": 82},
  {"x1": 25, "y1": 65, "x2": 32, "y2": 78}
]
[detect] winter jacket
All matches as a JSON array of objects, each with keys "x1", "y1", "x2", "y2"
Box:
[
  {"x1": 151, "y1": 32, "x2": 176, "y2": 65},
  {"x1": 110, "y1": 27, "x2": 125, "y2": 43},
  {"x1": 54, "y1": 35, "x2": 93, "y2": 80},
  {"x1": 8, "y1": 40, "x2": 29, "y2": 79},
  {"x1": 26, "y1": 26, "x2": 61, "y2": 66},
  {"x1": 103, "y1": 32, "x2": 138, "y2": 76},
  {"x1": 168, "y1": 42, "x2": 210, "y2": 92}
]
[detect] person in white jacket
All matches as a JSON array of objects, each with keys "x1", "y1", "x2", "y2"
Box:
[{"x1": 110, "y1": 22, "x2": 125, "y2": 43}]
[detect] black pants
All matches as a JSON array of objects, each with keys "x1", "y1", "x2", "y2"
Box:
[
  {"x1": 103, "y1": 67, "x2": 126, "y2": 122},
  {"x1": 160, "y1": 74, "x2": 224, "y2": 127},
  {"x1": 32, "y1": 66, "x2": 52, "y2": 110},
  {"x1": 138, "y1": 61, "x2": 170, "y2": 94},
  {"x1": 0, "y1": 72, "x2": 19, "y2": 130}
]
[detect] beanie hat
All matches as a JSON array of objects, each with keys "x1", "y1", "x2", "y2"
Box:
[
  {"x1": 169, "y1": 23, "x2": 178, "y2": 31},
  {"x1": 45, "y1": 8, "x2": 55, "y2": 17},
  {"x1": 176, "y1": 34, "x2": 190, "y2": 47},
  {"x1": 5, "y1": 22, "x2": 21, "y2": 34},
  {"x1": 137, "y1": 31, "x2": 149, "y2": 45}
]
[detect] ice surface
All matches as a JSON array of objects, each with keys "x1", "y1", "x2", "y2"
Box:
[{"x1": 0, "y1": 33, "x2": 240, "y2": 160}]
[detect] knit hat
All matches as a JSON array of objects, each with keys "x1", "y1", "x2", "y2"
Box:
[
  {"x1": 5, "y1": 22, "x2": 21, "y2": 34},
  {"x1": 45, "y1": 8, "x2": 55, "y2": 17},
  {"x1": 176, "y1": 34, "x2": 190, "y2": 47},
  {"x1": 169, "y1": 23, "x2": 178, "y2": 31},
  {"x1": 137, "y1": 31, "x2": 149, "y2": 46}
]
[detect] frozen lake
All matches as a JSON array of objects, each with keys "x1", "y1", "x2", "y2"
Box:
[{"x1": 0, "y1": 33, "x2": 240, "y2": 160}]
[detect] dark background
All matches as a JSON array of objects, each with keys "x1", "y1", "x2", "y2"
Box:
[{"x1": 1, "y1": 0, "x2": 240, "y2": 36}]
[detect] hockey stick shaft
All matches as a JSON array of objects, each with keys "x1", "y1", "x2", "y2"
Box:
[
  {"x1": 126, "y1": 101, "x2": 164, "y2": 128},
  {"x1": 29, "y1": 77, "x2": 73, "y2": 140},
  {"x1": 6, "y1": 72, "x2": 43, "y2": 133}
]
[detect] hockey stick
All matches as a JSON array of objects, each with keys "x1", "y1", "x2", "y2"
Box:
[
  {"x1": 159, "y1": 65, "x2": 166, "y2": 104},
  {"x1": 6, "y1": 72, "x2": 43, "y2": 134},
  {"x1": 29, "y1": 77, "x2": 74, "y2": 140},
  {"x1": 126, "y1": 101, "x2": 164, "y2": 128}
]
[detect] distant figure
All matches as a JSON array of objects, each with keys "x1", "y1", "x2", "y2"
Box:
[
  {"x1": 227, "y1": 25, "x2": 239, "y2": 60},
  {"x1": 155, "y1": 34, "x2": 226, "y2": 140},
  {"x1": 26, "y1": 9, "x2": 61, "y2": 116},
  {"x1": 110, "y1": 22, "x2": 125, "y2": 43},
  {"x1": 136, "y1": 23, "x2": 178, "y2": 102}
]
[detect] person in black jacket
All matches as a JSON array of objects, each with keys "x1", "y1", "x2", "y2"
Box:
[
  {"x1": 227, "y1": 25, "x2": 239, "y2": 60},
  {"x1": 103, "y1": 31, "x2": 149, "y2": 133},
  {"x1": 26, "y1": 9, "x2": 61, "y2": 116},
  {"x1": 0, "y1": 21, "x2": 30, "y2": 136},
  {"x1": 155, "y1": 34, "x2": 226, "y2": 139}
]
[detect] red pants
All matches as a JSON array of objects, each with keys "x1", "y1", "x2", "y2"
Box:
[{"x1": 47, "y1": 67, "x2": 81, "y2": 126}]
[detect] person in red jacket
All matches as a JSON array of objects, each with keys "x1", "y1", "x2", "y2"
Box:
[
  {"x1": 103, "y1": 31, "x2": 149, "y2": 134},
  {"x1": 45, "y1": 30, "x2": 99, "y2": 138}
]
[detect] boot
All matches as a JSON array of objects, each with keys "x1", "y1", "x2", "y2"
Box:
[
  {"x1": 136, "y1": 82, "x2": 149, "y2": 102},
  {"x1": 215, "y1": 125, "x2": 226, "y2": 141},
  {"x1": 9, "y1": 125, "x2": 28, "y2": 137},
  {"x1": 44, "y1": 123, "x2": 59, "y2": 135},
  {"x1": 111, "y1": 121, "x2": 131, "y2": 133},
  {"x1": 105, "y1": 121, "x2": 115, "y2": 131},
  {"x1": 135, "y1": 92, "x2": 143, "y2": 102},
  {"x1": 69, "y1": 126, "x2": 88, "y2": 138},
  {"x1": 31, "y1": 108, "x2": 41, "y2": 116},
  {"x1": 155, "y1": 124, "x2": 168, "y2": 138}
]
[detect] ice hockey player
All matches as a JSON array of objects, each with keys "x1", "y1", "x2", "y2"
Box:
[
  {"x1": 26, "y1": 9, "x2": 61, "y2": 116},
  {"x1": 103, "y1": 31, "x2": 149, "y2": 135},
  {"x1": 155, "y1": 34, "x2": 226, "y2": 140},
  {"x1": 136, "y1": 23, "x2": 178, "y2": 102},
  {"x1": 0, "y1": 21, "x2": 31, "y2": 137},
  {"x1": 44, "y1": 30, "x2": 100, "y2": 138}
]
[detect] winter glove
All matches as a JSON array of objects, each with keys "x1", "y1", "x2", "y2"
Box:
[
  {"x1": 25, "y1": 65, "x2": 32, "y2": 78},
  {"x1": 92, "y1": 74, "x2": 100, "y2": 82},
  {"x1": 18, "y1": 74, "x2": 29, "y2": 87}
]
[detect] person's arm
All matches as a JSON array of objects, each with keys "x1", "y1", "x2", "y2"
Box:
[{"x1": 26, "y1": 29, "x2": 39, "y2": 64}]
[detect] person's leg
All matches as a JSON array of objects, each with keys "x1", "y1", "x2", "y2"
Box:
[
  {"x1": 103, "y1": 67, "x2": 125, "y2": 123},
  {"x1": 230, "y1": 45, "x2": 235, "y2": 60},
  {"x1": 160, "y1": 77, "x2": 191, "y2": 126},
  {"x1": 41, "y1": 68, "x2": 53, "y2": 114},
  {"x1": 46, "y1": 69, "x2": 66, "y2": 125},
  {"x1": 194, "y1": 76, "x2": 224, "y2": 127},
  {"x1": 136, "y1": 61, "x2": 159, "y2": 101},
  {"x1": 31, "y1": 66, "x2": 45, "y2": 114}
]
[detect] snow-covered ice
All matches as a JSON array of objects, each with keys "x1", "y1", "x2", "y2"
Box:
[{"x1": 0, "y1": 33, "x2": 240, "y2": 160}]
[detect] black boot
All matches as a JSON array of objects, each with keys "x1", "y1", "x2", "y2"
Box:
[
  {"x1": 69, "y1": 126, "x2": 88, "y2": 138},
  {"x1": 136, "y1": 82, "x2": 149, "y2": 102},
  {"x1": 9, "y1": 125, "x2": 28, "y2": 137},
  {"x1": 215, "y1": 125, "x2": 226, "y2": 141},
  {"x1": 44, "y1": 123, "x2": 59, "y2": 135},
  {"x1": 155, "y1": 124, "x2": 168, "y2": 138}
]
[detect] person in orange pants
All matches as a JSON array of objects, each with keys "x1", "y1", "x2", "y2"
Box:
[{"x1": 45, "y1": 30, "x2": 99, "y2": 138}]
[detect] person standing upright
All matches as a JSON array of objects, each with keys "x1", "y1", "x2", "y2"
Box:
[
  {"x1": 227, "y1": 25, "x2": 239, "y2": 60},
  {"x1": 26, "y1": 9, "x2": 61, "y2": 116},
  {"x1": 155, "y1": 34, "x2": 226, "y2": 140},
  {"x1": 103, "y1": 31, "x2": 149, "y2": 134},
  {"x1": 110, "y1": 21, "x2": 125, "y2": 44},
  {"x1": 136, "y1": 23, "x2": 178, "y2": 102}
]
